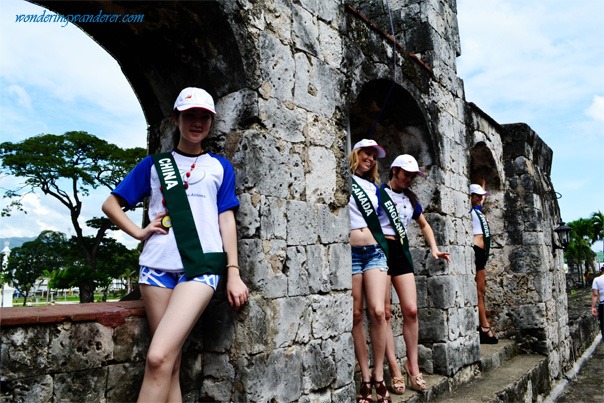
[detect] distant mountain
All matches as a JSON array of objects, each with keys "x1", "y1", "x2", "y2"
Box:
[{"x1": 0, "y1": 237, "x2": 36, "y2": 250}]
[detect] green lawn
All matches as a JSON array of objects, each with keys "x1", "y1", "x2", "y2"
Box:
[{"x1": 12, "y1": 291, "x2": 126, "y2": 306}]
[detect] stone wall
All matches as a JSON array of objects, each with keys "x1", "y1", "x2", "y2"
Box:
[{"x1": 4, "y1": 0, "x2": 573, "y2": 401}]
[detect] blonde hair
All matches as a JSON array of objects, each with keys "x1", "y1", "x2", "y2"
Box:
[{"x1": 349, "y1": 148, "x2": 380, "y2": 183}]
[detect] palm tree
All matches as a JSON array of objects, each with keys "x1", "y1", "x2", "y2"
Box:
[
  {"x1": 591, "y1": 211, "x2": 604, "y2": 247},
  {"x1": 567, "y1": 218, "x2": 597, "y2": 286}
]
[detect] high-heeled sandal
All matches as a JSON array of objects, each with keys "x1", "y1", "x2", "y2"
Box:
[
  {"x1": 478, "y1": 325, "x2": 499, "y2": 344},
  {"x1": 373, "y1": 379, "x2": 392, "y2": 403},
  {"x1": 357, "y1": 380, "x2": 373, "y2": 403},
  {"x1": 403, "y1": 360, "x2": 427, "y2": 392},
  {"x1": 390, "y1": 375, "x2": 406, "y2": 394}
]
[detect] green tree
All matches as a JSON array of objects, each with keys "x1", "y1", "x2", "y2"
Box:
[
  {"x1": 51, "y1": 236, "x2": 139, "y2": 301},
  {"x1": 0, "y1": 131, "x2": 146, "y2": 302},
  {"x1": 591, "y1": 211, "x2": 603, "y2": 248},
  {"x1": 566, "y1": 218, "x2": 597, "y2": 286},
  {"x1": 1, "y1": 231, "x2": 68, "y2": 306}
]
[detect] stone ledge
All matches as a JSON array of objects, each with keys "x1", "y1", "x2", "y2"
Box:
[{"x1": 0, "y1": 300, "x2": 146, "y2": 328}]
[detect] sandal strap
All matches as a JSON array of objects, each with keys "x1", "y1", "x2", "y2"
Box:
[
  {"x1": 391, "y1": 376, "x2": 406, "y2": 394},
  {"x1": 413, "y1": 373, "x2": 426, "y2": 386},
  {"x1": 373, "y1": 379, "x2": 391, "y2": 402},
  {"x1": 357, "y1": 381, "x2": 372, "y2": 403}
]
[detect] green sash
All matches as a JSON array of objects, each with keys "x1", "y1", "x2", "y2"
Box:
[
  {"x1": 151, "y1": 152, "x2": 226, "y2": 278},
  {"x1": 351, "y1": 177, "x2": 388, "y2": 256},
  {"x1": 379, "y1": 186, "x2": 414, "y2": 267},
  {"x1": 473, "y1": 207, "x2": 490, "y2": 257}
]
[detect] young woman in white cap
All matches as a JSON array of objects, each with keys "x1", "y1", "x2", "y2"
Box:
[
  {"x1": 379, "y1": 154, "x2": 451, "y2": 394},
  {"x1": 348, "y1": 139, "x2": 391, "y2": 403},
  {"x1": 470, "y1": 183, "x2": 498, "y2": 344},
  {"x1": 103, "y1": 87, "x2": 249, "y2": 402}
]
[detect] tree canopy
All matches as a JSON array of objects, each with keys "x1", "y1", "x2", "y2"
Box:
[
  {"x1": 564, "y1": 211, "x2": 603, "y2": 285},
  {"x1": 0, "y1": 131, "x2": 146, "y2": 302},
  {"x1": 1, "y1": 231, "x2": 68, "y2": 306}
]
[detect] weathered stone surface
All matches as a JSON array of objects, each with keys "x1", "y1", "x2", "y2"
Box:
[
  {"x1": 1, "y1": 375, "x2": 53, "y2": 403},
  {"x1": 287, "y1": 200, "x2": 318, "y2": 245},
  {"x1": 106, "y1": 363, "x2": 145, "y2": 402},
  {"x1": 311, "y1": 294, "x2": 353, "y2": 340},
  {"x1": 260, "y1": 196, "x2": 287, "y2": 240},
  {"x1": 307, "y1": 244, "x2": 331, "y2": 294},
  {"x1": 236, "y1": 347, "x2": 303, "y2": 402},
  {"x1": 329, "y1": 243, "x2": 353, "y2": 291},
  {"x1": 112, "y1": 316, "x2": 149, "y2": 362},
  {"x1": 53, "y1": 368, "x2": 107, "y2": 402},
  {"x1": 302, "y1": 339, "x2": 336, "y2": 392},
  {"x1": 1, "y1": 326, "x2": 50, "y2": 379},
  {"x1": 48, "y1": 322, "x2": 113, "y2": 372}
]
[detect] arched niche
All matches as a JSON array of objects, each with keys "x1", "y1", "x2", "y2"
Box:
[
  {"x1": 349, "y1": 79, "x2": 437, "y2": 196},
  {"x1": 470, "y1": 141, "x2": 501, "y2": 190},
  {"x1": 31, "y1": 0, "x2": 249, "y2": 152}
]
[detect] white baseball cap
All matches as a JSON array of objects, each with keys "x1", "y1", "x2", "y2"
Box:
[
  {"x1": 390, "y1": 154, "x2": 425, "y2": 176},
  {"x1": 352, "y1": 139, "x2": 386, "y2": 159},
  {"x1": 470, "y1": 184, "x2": 489, "y2": 195},
  {"x1": 173, "y1": 87, "x2": 216, "y2": 114}
]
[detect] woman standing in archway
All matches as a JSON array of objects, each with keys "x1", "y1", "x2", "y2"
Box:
[
  {"x1": 470, "y1": 183, "x2": 498, "y2": 344},
  {"x1": 348, "y1": 139, "x2": 391, "y2": 403},
  {"x1": 380, "y1": 154, "x2": 451, "y2": 394}
]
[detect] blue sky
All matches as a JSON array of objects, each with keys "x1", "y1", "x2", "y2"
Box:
[
  {"x1": 457, "y1": 0, "x2": 603, "y2": 222},
  {"x1": 1, "y1": 0, "x2": 602, "y2": 252}
]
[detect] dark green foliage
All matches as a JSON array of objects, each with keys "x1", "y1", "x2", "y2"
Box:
[{"x1": 0, "y1": 132, "x2": 146, "y2": 302}]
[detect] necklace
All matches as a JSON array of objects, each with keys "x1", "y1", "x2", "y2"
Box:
[
  {"x1": 182, "y1": 155, "x2": 200, "y2": 189},
  {"x1": 160, "y1": 153, "x2": 200, "y2": 211}
]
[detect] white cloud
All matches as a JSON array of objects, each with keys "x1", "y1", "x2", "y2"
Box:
[
  {"x1": 7, "y1": 84, "x2": 31, "y2": 110},
  {"x1": 21, "y1": 193, "x2": 50, "y2": 215},
  {"x1": 586, "y1": 95, "x2": 604, "y2": 125}
]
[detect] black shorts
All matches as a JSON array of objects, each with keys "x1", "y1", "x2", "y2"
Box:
[
  {"x1": 474, "y1": 245, "x2": 488, "y2": 271},
  {"x1": 387, "y1": 238, "x2": 414, "y2": 277}
]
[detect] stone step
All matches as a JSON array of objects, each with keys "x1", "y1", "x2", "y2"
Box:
[{"x1": 387, "y1": 340, "x2": 549, "y2": 402}]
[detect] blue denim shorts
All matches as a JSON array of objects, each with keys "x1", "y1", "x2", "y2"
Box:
[
  {"x1": 138, "y1": 266, "x2": 220, "y2": 290},
  {"x1": 351, "y1": 244, "x2": 388, "y2": 275}
]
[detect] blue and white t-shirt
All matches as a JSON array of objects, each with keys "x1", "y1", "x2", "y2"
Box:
[{"x1": 111, "y1": 150, "x2": 239, "y2": 271}]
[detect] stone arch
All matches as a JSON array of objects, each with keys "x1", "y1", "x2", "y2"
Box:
[
  {"x1": 348, "y1": 79, "x2": 440, "y2": 212},
  {"x1": 349, "y1": 79, "x2": 437, "y2": 177},
  {"x1": 470, "y1": 141, "x2": 501, "y2": 190},
  {"x1": 32, "y1": 0, "x2": 250, "y2": 152}
]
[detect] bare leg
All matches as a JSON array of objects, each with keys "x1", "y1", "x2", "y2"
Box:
[
  {"x1": 138, "y1": 282, "x2": 214, "y2": 403},
  {"x1": 475, "y1": 270, "x2": 491, "y2": 330},
  {"x1": 352, "y1": 274, "x2": 372, "y2": 383},
  {"x1": 363, "y1": 268, "x2": 388, "y2": 383},
  {"x1": 384, "y1": 278, "x2": 405, "y2": 394},
  {"x1": 392, "y1": 274, "x2": 420, "y2": 375},
  {"x1": 384, "y1": 279, "x2": 403, "y2": 379}
]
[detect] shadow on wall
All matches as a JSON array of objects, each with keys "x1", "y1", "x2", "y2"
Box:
[{"x1": 470, "y1": 141, "x2": 500, "y2": 190}]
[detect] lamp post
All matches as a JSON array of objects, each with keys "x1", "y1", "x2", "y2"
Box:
[{"x1": 554, "y1": 221, "x2": 571, "y2": 250}]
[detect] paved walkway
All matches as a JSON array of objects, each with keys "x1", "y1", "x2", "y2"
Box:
[
  {"x1": 548, "y1": 286, "x2": 604, "y2": 402},
  {"x1": 552, "y1": 336, "x2": 603, "y2": 402}
]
